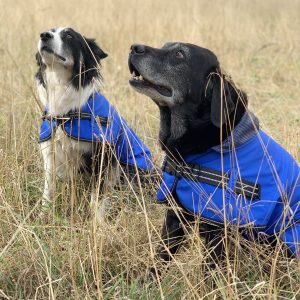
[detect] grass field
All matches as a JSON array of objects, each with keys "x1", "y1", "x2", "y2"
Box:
[{"x1": 0, "y1": 0, "x2": 300, "y2": 299}]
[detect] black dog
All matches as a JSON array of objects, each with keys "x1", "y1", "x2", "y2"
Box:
[{"x1": 128, "y1": 42, "x2": 300, "y2": 270}]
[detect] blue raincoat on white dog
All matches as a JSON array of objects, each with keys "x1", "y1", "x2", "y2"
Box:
[
  {"x1": 39, "y1": 92, "x2": 153, "y2": 172},
  {"x1": 157, "y1": 113, "x2": 300, "y2": 255}
]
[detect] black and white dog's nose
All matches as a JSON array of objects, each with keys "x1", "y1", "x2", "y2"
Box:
[
  {"x1": 131, "y1": 44, "x2": 145, "y2": 54},
  {"x1": 40, "y1": 32, "x2": 53, "y2": 42}
]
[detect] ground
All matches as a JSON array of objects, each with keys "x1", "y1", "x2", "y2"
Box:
[{"x1": 0, "y1": 0, "x2": 299, "y2": 299}]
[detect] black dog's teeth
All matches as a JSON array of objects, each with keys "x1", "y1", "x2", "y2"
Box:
[{"x1": 131, "y1": 70, "x2": 143, "y2": 80}]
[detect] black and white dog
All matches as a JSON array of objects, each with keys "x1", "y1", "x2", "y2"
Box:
[
  {"x1": 36, "y1": 28, "x2": 152, "y2": 218},
  {"x1": 128, "y1": 43, "x2": 300, "y2": 270}
]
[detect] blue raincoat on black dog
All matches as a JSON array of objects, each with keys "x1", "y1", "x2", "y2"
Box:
[
  {"x1": 39, "y1": 92, "x2": 153, "y2": 173},
  {"x1": 157, "y1": 113, "x2": 300, "y2": 255}
]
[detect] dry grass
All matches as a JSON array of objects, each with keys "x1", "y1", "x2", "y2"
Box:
[{"x1": 0, "y1": 0, "x2": 300, "y2": 299}]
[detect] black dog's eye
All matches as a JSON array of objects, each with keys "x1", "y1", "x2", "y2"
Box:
[
  {"x1": 175, "y1": 50, "x2": 184, "y2": 59},
  {"x1": 66, "y1": 33, "x2": 72, "y2": 39}
]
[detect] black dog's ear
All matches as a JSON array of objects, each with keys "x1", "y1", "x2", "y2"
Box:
[
  {"x1": 209, "y1": 71, "x2": 235, "y2": 128},
  {"x1": 86, "y1": 38, "x2": 108, "y2": 61}
]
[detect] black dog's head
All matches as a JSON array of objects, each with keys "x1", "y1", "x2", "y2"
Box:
[
  {"x1": 129, "y1": 42, "x2": 247, "y2": 155},
  {"x1": 36, "y1": 27, "x2": 108, "y2": 89},
  {"x1": 129, "y1": 42, "x2": 246, "y2": 128}
]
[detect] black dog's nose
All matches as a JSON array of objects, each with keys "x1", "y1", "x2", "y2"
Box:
[
  {"x1": 40, "y1": 32, "x2": 53, "y2": 42},
  {"x1": 131, "y1": 44, "x2": 145, "y2": 54}
]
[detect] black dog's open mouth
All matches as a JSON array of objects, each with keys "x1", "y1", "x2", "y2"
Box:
[
  {"x1": 129, "y1": 62, "x2": 172, "y2": 97},
  {"x1": 41, "y1": 46, "x2": 66, "y2": 62}
]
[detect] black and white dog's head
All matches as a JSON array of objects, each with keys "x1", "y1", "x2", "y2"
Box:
[
  {"x1": 36, "y1": 27, "x2": 108, "y2": 88},
  {"x1": 36, "y1": 27, "x2": 107, "y2": 115}
]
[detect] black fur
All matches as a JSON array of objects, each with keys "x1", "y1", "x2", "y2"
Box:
[
  {"x1": 128, "y1": 43, "x2": 248, "y2": 272},
  {"x1": 157, "y1": 71, "x2": 247, "y2": 160},
  {"x1": 129, "y1": 43, "x2": 247, "y2": 160}
]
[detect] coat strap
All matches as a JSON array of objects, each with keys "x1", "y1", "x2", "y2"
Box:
[
  {"x1": 42, "y1": 112, "x2": 108, "y2": 126},
  {"x1": 162, "y1": 157, "x2": 260, "y2": 199},
  {"x1": 162, "y1": 157, "x2": 230, "y2": 189}
]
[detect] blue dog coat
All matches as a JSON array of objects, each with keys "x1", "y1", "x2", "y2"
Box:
[
  {"x1": 157, "y1": 114, "x2": 300, "y2": 255},
  {"x1": 39, "y1": 92, "x2": 153, "y2": 172}
]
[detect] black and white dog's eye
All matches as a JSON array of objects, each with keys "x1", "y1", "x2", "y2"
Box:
[
  {"x1": 175, "y1": 50, "x2": 184, "y2": 59},
  {"x1": 66, "y1": 33, "x2": 72, "y2": 39}
]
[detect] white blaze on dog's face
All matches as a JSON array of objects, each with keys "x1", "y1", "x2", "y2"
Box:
[
  {"x1": 35, "y1": 27, "x2": 108, "y2": 115},
  {"x1": 36, "y1": 27, "x2": 107, "y2": 89},
  {"x1": 38, "y1": 28, "x2": 74, "y2": 67}
]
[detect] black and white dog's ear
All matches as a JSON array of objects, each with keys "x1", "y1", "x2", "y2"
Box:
[
  {"x1": 209, "y1": 70, "x2": 235, "y2": 128},
  {"x1": 35, "y1": 52, "x2": 43, "y2": 66},
  {"x1": 35, "y1": 52, "x2": 46, "y2": 86},
  {"x1": 73, "y1": 37, "x2": 108, "y2": 88},
  {"x1": 86, "y1": 38, "x2": 108, "y2": 61}
]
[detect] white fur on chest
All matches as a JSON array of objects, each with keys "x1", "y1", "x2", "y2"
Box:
[
  {"x1": 40, "y1": 127, "x2": 92, "y2": 179},
  {"x1": 38, "y1": 68, "x2": 95, "y2": 116},
  {"x1": 37, "y1": 72, "x2": 94, "y2": 179}
]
